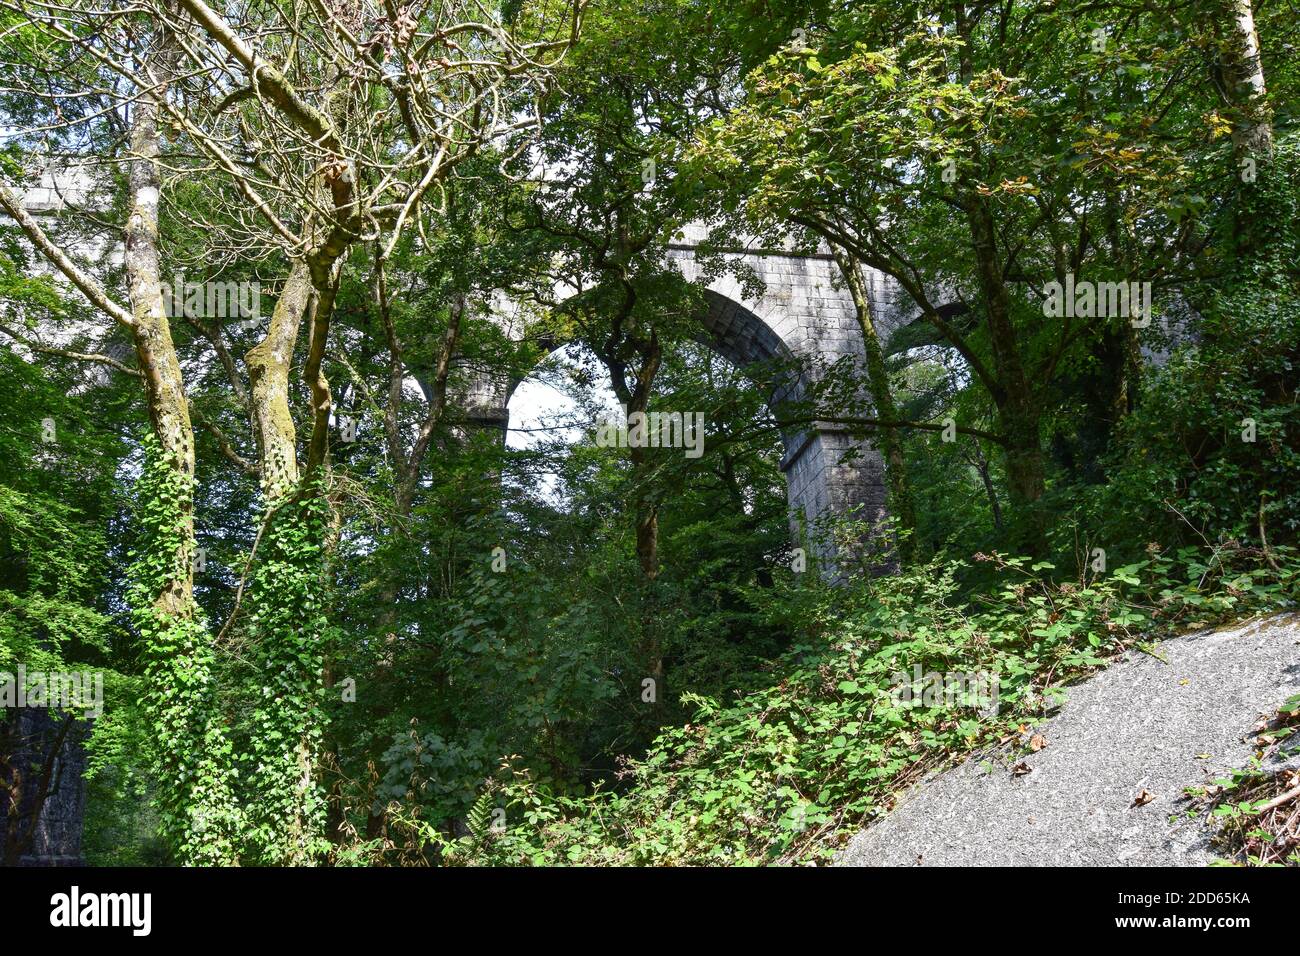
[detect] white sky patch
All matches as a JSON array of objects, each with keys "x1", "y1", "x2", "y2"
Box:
[
  {"x1": 506, "y1": 375, "x2": 586, "y2": 451},
  {"x1": 506, "y1": 344, "x2": 620, "y2": 505}
]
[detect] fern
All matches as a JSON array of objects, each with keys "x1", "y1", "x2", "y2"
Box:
[{"x1": 466, "y1": 791, "x2": 496, "y2": 841}]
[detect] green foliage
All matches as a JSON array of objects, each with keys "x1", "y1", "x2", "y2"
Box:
[
  {"x1": 0, "y1": 346, "x2": 124, "y2": 675},
  {"x1": 82, "y1": 686, "x2": 170, "y2": 866},
  {"x1": 126, "y1": 439, "x2": 242, "y2": 865},
  {"x1": 1056, "y1": 137, "x2": 1300, "y2": 555},
  {"x1": 235, "y1": 486, "x2": 333, "y2": 865},
  {"x1": 430, "y1": 544, "x2": 1299, "y2": 866},
  {"x1": 0, "y1": 327, "x2": 146, "y2": 864},
  {"x1": 3, "y1": 0, "x2": 1298, "y2": 870}
]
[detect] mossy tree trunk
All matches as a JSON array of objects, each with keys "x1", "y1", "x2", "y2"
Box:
[{"x1": 123, "y1": 33, "x2": 243, "y2": 865}]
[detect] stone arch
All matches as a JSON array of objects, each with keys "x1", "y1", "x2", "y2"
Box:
[
  {"x1": 468, "y1": 281, "x2": 889, "y2": 549},
  {"x1": 691, "y1": 288, "x2": 888, "y2": 542}
]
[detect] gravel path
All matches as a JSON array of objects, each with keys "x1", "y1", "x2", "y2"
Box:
[{"x1": 836, "y1": 613, "x2": 1300, "y2": 866}]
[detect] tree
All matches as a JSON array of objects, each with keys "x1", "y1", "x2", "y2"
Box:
[
  {"x1": 0, "y1": 0, "x2": 579, "y2": 863},
  {"x1": 697, "y1": 2, "x2": 1248, "y2": 547}
]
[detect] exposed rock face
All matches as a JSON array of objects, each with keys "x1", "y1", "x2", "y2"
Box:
[
  {"x1": 0, "y1": 708, "x2": 87, "y2": 866},
  {"x1": 837, "y1": 614, "x2": 1300, "y2": 867}
]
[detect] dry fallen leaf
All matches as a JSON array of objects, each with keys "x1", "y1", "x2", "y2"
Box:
[
  {"x1": 1131, "y1": 788, "x2": 1155, "y2": 807},
  {"x1": 1029, "y1": 733, "x2": 1048, "y2": 752}
]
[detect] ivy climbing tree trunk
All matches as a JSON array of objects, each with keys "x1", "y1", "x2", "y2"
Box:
[
  {"x1": 238, "y1": 253, "x2": 337, "y2": 864},
  {"x1": 171, "y1": 14, "x2": 361, "y2": 861},
  {"x1": 0, "y1": 32, "x2": 247, "y2": 866},
  {"x1": 123, "y1": 35, "x2": 243, "y2": 865},
  {"x1": 1216, "y1": 0, "x2": 1275, "y2": 264}
]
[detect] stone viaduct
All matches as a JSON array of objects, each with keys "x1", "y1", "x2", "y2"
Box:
[{"x1": 458, "y1": 223, "x2": 914, "y2": 542}]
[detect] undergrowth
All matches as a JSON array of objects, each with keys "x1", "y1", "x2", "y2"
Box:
[
  {"x1": 344, "y1": 541, "x2": 1300, "y2": 866},
  {"x1": 1189, "y1": 692, "x2": 1300, "y2": 867}
]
